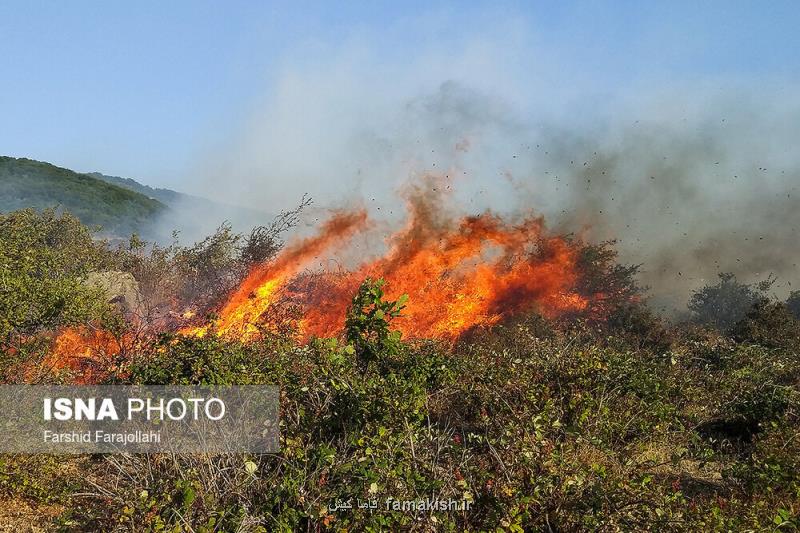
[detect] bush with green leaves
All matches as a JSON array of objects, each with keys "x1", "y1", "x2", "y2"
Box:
[
  {"x1": 0, "y1": 209, "x2": 117, "y2": 342},
  {"x1": 1, "y1": 210, "x2": 799, "y2": 531},
  {"x1": 0, "y1": 209, "x2": 123, "y2": 381},
  {"x1": 731, "y1": 300, "x2": 800, "y2": 350},
  {"x1": 689, "y1": 272, "x2": 773, "y2": 331},
  {"x1": 345, "y1": 278, "x2": 408, "y2": 371},
  {"x1": 574, "y1": 240, "x2": 643, "y2": 317},
  {"x1": 32, "y1": 277, "x2": 786, "y2": 531}
]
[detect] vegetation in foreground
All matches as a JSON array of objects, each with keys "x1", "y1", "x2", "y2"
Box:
[{"x1": 0, "y1": 209, "x2": 798, "y2": 531}]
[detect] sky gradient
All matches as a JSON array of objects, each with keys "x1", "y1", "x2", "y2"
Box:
[{"x1": 1, "y1": 1, "x2": 798, "y2": 191}]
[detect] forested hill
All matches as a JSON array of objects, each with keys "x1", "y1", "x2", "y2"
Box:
[
  {"x1": 1, "y1": 156, "x2": 275, "y2": 242},
  {"x1": 0, "y1": 156, "x2": 166, "y2": 238},
  {"x1": 88, "y1": 171, "x2": 195, "y2": 206},
  {"x1": 87, "y1": 171, "x2": 268, "y2": 229}
]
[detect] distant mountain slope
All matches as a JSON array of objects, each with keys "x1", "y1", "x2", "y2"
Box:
[
  {"x1": 88, "y1": 172, "x2": 247, "y2": 215},
  {"x1": 89, "y1": 171, "x2": 274, "y2": 241},
  {"x1": 0, "y1": 156, "x2": 166, "y2": 237},
  {"x1": 1, "y1": 156, "x2": 275, "y2": 243},
  {"x1": 87, "y1": 172, "x2": 185, "y2": 205}
]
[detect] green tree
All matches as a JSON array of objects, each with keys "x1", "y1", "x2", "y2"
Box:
[
  {"x1": 689, "y1": 272, "x2": 772, "y2": 331},
  {"x1": 574, "y1": 240, "x2": 642, "y2": 317},
  {"x1": 0, "y1": 209, "x2": 115, "y2": 349}
]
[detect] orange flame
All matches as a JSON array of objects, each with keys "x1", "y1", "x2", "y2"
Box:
[
  {"x1": 183, "y1": 208, "x2": 369, "y2": 339},
  {"x1": 43, "y1": 326, "x2": 124, "y2": 383},
  {"x1": 42, "y1": 177, "x2": 594, "y2": 384},
  {"x1": 187, "y1": 182, "x2": 588, "y2": 342}
]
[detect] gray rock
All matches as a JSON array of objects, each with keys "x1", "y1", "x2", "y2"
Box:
[{"x1": 85, "y1": 271, "x2": 144, "y2": 316}]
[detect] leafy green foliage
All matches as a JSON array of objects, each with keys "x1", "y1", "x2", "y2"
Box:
[
  {"x1": 112, "y1": 199, "x2": 309, "y2": 327},
  {"x1": 732, "y1": 300, "x2": 800, "y2": 350},
  {"x1": 0, "y1": 215, "x2": 798, "y2": 531},
  {"x1": 0, "y1": 455, "x2": 83, "y2": 504},
  {"x1": 64, "y1": 315, "x2": 795, "y2": 532},
  {"x1": 574, "y1": 240, "x2": 643, "y2": 317},
  {"x1": 0, "y1": 209, "x2": 117, "y2": 346},
  {"x1": 689, "y1": 272, "x2": 772, "y2": 331},
  {"x1": 126, "y1": 333, "x2": 285, "y2": 386},
  {"x1": 172, "y1": 222, "x2": 245, "y2": 307},
  {"x1": 0, "y1": 156, "x2": 166, "y2": 238},
  {"x1": 345, "y1": 278, "x2": 407, "y2": 370},
  {"x1": 606, "y1": 302, "x2": 671, "y2": 352},
  {"x1": 68, "y1": 279, "x2": 794, "y2": 531}
]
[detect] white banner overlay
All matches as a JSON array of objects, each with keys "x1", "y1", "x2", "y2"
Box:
[{"x1": 0, "y1": 385, "x2": 279, "y2": 454}]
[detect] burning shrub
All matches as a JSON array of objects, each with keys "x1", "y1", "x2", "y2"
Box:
[
  {"x1": 111, "y1": 199, "x2": 312, "y2": 341},
  {"x1": 574, "y1": 240, "x2": 643, "y2": 318},
  {"x1": 173, "y1": 222, "x2": 245, "y2": 309},
  {"x1": 4, "y1": 203, "x2": 799, "y2": 531},
  {"x1": 240, "y1": 195, "x2": 311, "y2": 267},
  {"x1": 12, "y1": 280, "x2": 800, "y2": 531},
  {"x1": 0, "y1": 209, "x2": 122, "y2": 381},
  {"x1": 118, "y1": 223, "x2": 247, "y2": 326}
]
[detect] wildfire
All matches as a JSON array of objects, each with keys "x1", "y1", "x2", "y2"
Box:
[
  {"x1": 43, "y1": 326, "x2": 125, "y2": 383},
  {"x1": 182, "y1": 208, "x2": 370, "y2": 339},
  {"x1": 184, "y1": 178, "x2": 588, "y2": 342},
  {"x1": 43, "y1": 176, "x2": 591, "y2": 384}
]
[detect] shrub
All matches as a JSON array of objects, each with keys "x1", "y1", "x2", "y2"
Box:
[
  {"x1": 731, "y1": 301, "x2": 800, "y2": 350},
  {"x1": 606, "y1": 302, "x2": 672, "y2": 352},
  {"x1": 786, "y1": 290, "x2": 800, "y2": 320},
  {"x1": 124, "y1": 333, "x2": 288, "y2": 386},
  {"x1": 345, "y1": 278, "x2": 407, "y2": 371},
  {"x1": 574, "y1": 241, "x2": 643, "y2": 317},
  {"x1": 0, "y1": 209, "x2": 117, "y2": 341},
  {"x1": 2, "y1": 215, "x2": 799, "y2": 531},
  {"x1": 689, "y1": 273, "x2": 772, "y2": 331},
  {"x1": 0, "y1": 209, "x2": 121, "y2": 381}
]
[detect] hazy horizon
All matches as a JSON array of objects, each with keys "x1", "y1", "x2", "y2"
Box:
[{"x1": 2, "y1": 1, "x2": 798, "y2": 308}]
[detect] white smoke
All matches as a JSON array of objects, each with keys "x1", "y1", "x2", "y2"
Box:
[{"x1": 183, "y1": 15, "x2": 799, "y2": 311}]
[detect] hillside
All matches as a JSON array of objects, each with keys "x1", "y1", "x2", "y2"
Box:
[
  {"x1": 88, "y1": 171, "x2": 196, "y2": 206},
  {"x1": 0, "y1": 156, "x2": 165, "y2": 238},
  {"x1": 1, "y1": 157, "x2": 275, "y2": 243},
  {"x1": 90, "y1": 171, "x2": 273, "y2": 235}
]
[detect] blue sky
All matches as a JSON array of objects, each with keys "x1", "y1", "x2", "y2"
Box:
[{"x1": 1, "y1": 1, "x2": 798, "y2": 191}]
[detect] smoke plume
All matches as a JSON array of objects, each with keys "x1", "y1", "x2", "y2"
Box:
[{"x1": 186, "y1": 32, "x2": 798, "y2": 312}]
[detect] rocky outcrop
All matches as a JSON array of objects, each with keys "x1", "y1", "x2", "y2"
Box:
[{"x1": 86, "y1": 271, "x2": 144, "y2": 316}]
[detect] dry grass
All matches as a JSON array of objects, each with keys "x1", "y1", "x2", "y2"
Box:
[{"x1": 0, "y1": 496, "x2": 63, "y2": 532}]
